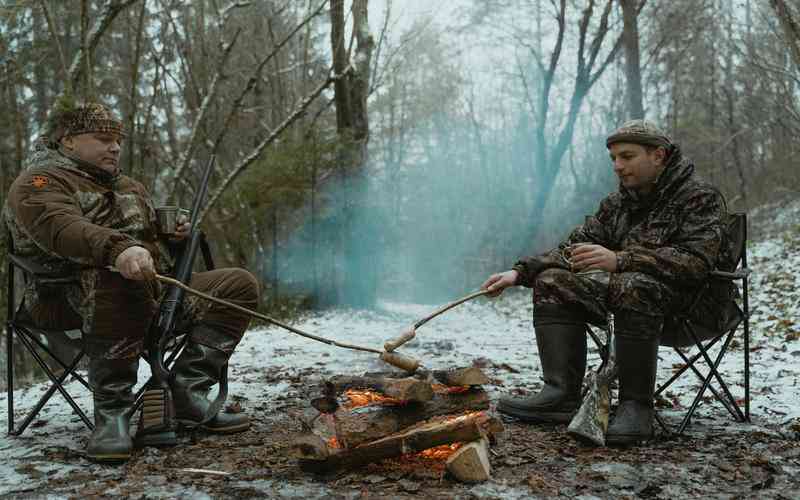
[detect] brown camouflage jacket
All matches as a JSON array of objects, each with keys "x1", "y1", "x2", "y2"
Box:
[
  {"x1": 3, "y1": 140, "x2": 171, "y2": 325},
  {"x1": 513, "y1": 146, "x2": 734, "y2": 308}
]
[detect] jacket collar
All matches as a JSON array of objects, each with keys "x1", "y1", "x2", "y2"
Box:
[{"x1": 620, "y1": 145, "x2": 694, "y2": 209}]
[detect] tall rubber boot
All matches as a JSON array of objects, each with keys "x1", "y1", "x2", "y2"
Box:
[
  {"x1": 170, "y1": 339, "x2": 249, "y2": 433},
  {"x1": 86, "y1": 357, "x2": 138, "y2": 463},
  {"x1": 606, "y1": 333, "x2": 659, "y2": 445},
  {"x1": 498, "y1": 304, "x2": 587, "y2": 423}
]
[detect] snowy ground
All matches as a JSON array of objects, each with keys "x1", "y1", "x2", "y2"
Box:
[{"x1": 1, "y1": 202, "x2": 799, "y2": 498}]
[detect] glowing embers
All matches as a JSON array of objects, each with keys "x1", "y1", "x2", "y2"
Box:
[
  {"x1": 292, "y1": 368, "x2": 502, "y2": 482},
  {"x1": 342, "y1": 388, "x2": 404, "y2": 409}
]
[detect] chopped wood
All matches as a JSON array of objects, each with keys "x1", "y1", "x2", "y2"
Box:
[
  {"x1": 328, "y1": 375, "x2": 434, "y2": 402},
  {"x1": 299, "y1": 413, "x2": 502, "y2": 473},
  {"x1": 362, "y1": 365, "x2": 489, "y2": 387},
  {"x1": 333, "y1": 388, "x2": 490, "y2": 448},
  {"x1": 446, "y1": 438, "x2": 491, "y2": 482},
  {"x1": 432, "y1": 366, "x2": 489, "y2": 387}
]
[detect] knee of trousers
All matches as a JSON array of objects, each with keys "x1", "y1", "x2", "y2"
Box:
[
  {"x1": 532, "y1": 268, "x2": 578, "y2": 306},
  {"x1": 608, "y1": 272, "x2": 671, "y2": 317},
  {"x1": 216, "y1": 268, "x2": 260, "y2": 307},
  {"x1": 191, "y1": 268, "x2": 260, "y2": 351}
]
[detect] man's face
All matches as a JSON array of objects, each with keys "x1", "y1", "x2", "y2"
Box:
[
  {"x1": 61, "y1": 132, "x2": 122, "y2": 172},
  {"x1": 608, "y1": 142, "x2": 666, "y2": 194}
]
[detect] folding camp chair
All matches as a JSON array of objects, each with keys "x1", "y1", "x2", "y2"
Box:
[
  {"x1": 5, "y1": 229, "x2": 216, "y2": 436},
  {"x1": 586, "y1": 212, "x2": 751, "y2": 435}
]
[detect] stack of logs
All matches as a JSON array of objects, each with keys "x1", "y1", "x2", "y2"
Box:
[{"x1": 292, "y1": 366, "x2": 502, "y2": 482}]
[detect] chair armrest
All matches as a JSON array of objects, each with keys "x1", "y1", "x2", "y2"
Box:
[
  {"x1": 710, "y1": 269, "x2": 751, "y2": 280},
  {"x1": 9, "y1": 253, "x2": 79, "y2": 285}
]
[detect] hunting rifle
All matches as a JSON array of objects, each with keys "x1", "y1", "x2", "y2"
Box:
[
  {"x1": 135, "y1": 155, "x2": 216, "y2": 446},
  {"x1": 567, "y1": 312, "x2": 617, "y2": 446}
]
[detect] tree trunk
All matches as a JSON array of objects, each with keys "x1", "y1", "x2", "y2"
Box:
[
  {"x1": 771, "y1": 0, "x2": 800, "y2": 71},
  {"x1": 620, "y1": 0, "x2": 644, "y2": 119},
  {"x1": 329, "y1": 0, "x2": 375, "y2": 308}
]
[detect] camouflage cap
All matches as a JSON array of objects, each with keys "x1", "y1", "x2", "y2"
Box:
[
  {"x1": 50, "y1": 102, "x2": 126, "y2": 142},
  {"x1": 606, "y1": 119, "x2": 672, "y2": 149}
]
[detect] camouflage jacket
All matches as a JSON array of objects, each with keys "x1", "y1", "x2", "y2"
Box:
[
  {"x1": 513, "y1": 146, "x2": 734, "y2": 305},
  {"x1": 3, "y1": 140, "x2": 171, "y2": 318}
]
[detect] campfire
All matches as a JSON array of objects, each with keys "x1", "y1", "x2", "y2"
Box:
[{"x1": 291, "y1": 366, "x2": 502, "y2": 482}]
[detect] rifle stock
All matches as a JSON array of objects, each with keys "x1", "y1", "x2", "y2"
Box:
[
  {"x1": 567, "y1": 313, "x2": 617, "y2": 446},
  {"x1": 134, "y1": 156, "x2": 216, "y2": 442}
]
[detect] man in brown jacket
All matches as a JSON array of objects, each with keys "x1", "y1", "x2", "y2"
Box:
[
  {"x1": 4, "y1": 102, "x2": 260, "y2": 462},
  {"x1": 482, "y1": 120, "x2": 734, "y2": 445}
]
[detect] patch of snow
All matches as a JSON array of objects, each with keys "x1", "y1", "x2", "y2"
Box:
[{"x1": 1, "y1": 212, "x2": 799, "y2": 496}]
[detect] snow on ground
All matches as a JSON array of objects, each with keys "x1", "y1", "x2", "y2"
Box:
[{"x1": 1, "y1": 200, "x2": 799, "y2": 497}]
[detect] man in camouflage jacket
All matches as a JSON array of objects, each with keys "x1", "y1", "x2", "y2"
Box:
[
  {"x1": 482, "y1": 120, "x2": 735, "y2": 445},
  {"x1": 4, "y1": 102, "x2": 259, "y2": 462}
]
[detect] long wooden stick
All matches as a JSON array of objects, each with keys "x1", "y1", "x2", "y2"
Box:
[
  {"x1": 154, "y1": 274, "x2": 381, "y2": 355},
  {"x1": 384, "y1": 290, "x2": 491, "y2": 352}
]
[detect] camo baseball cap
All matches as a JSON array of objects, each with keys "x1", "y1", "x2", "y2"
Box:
[
  {"x1": 606, "y1": 119, "x2": 672, "y2": 149},
  {"x1": 52, "y1": 102, "x2": 126, "y2": 141}
]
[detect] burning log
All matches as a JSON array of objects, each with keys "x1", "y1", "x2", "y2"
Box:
[
  {"x1": 364, "y1": 365, "x2": 490, "y2": 387},
  {"x1": 445, "y1": 438, "x2": 491, "y2": 482},
  {"x1": 298, "y1": 412, "x2": 502, "y2": 473},
  {"x1": 333, "y1": 387, "x2": 490, "y2": 448},
  {"x1": 328, "y1": 375, "x2": 434, "y2": 402}
]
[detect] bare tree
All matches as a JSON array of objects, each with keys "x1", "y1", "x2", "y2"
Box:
[
  {"x1": 329, "y1": 0, "x2": 376, "y2": 307},
  {"x1": 771, "y1": 0, "x2": 800, "y2": 71},
  {"x1": 620, "y1": 0, "x2": 645, "y2": 119}
]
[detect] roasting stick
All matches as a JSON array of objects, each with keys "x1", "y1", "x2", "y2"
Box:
[
  {"x1": 384, "y1": 289, "x2": 492, "y2": 352},
  {"x1": 152, "y1": 274, "x2": 420, "y2": 372}
]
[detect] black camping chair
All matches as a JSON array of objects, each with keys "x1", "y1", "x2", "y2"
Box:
[
  {"x1": 4, "y1": 228, "x2": 216, "y2": 436},
  {"x1": 586, "y1": 212, "x2": 751, "y2": 435}
]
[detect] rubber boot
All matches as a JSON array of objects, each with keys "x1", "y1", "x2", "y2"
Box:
[
  {"x1": 606, "y1": 334, "x2": 659, "y2": 445},
  {"x1": 86, "y1": 357, "x2": 138, "y2": 463},
  {"x1": 170, "y1": 341, "x2": 249, "y2": 433},
  {"x1": 498, "y1": 304, "x2": 587, "y2": 423}
]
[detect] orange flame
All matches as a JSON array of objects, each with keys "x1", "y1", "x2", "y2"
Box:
[
  {"x1": 328, "y1": 437, "x2": 341, "y2": 449},
  {"x1": 418, "y1": 442, "x2": 463, "y2": 460},
  {"x1": 343, "y1": 389, "x2": 403, "y2": 408}
]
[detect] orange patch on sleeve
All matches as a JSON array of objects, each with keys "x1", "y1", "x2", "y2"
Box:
[{"x1": 31, "y1": 175, "x2": 49, "y2": 188}]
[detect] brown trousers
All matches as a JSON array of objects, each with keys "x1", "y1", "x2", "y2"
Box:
[{"x1": 30, "y1": 268, "x2": 260, "y2": 359}]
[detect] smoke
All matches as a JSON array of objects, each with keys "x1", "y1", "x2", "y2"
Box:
[{"x1": 264, "y1": 115, "x2": 616, "y2": 307}]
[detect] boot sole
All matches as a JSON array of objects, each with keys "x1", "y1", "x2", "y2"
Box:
[
  {"x1": 87, "y1": 452, "x2": 131, "y2": 463},
  {"x1": 135, "y1": 430, "x2": 178, "y2": 448},
  {"x1": 605, "y1": 433, "x2": 653, "y2": 446},
  {"x1": 497, "y1": 402, "x2": 575, "y2": 424}
]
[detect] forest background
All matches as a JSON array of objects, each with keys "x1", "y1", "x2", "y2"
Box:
[{"x1": 0, "y1": 0, "x2": 798, "y2": 324}]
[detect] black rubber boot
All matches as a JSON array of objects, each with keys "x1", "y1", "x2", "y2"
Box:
[
  {"x1": 170, "y1": 341, "x2": 249, "y2": 433},
  {"x1": 498, "y1": 304, "x2": 587, "y2": 423},
  {"x1": 606, "y1": 334, "x2": 659, "y2": 446},
  {"x1": 86, "y1": 357, "x2": 138, "y2": 463}
]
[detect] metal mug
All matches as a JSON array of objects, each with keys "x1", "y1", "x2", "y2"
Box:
[{"x1": 156, "y1": 206, "x2": 190, "y2": 235}]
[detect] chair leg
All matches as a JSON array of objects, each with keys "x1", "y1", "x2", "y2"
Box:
[
  {"x1": 23, "y1": 328, "x2": 91, "y2": 392},
  {"x1": 6, "y1": 322, "x2": 15, "y2": 435},
  {"x1": 685, "y1": 323, "x2": 747, "y2": 422},
  {"x1": 13, "y1": 331, "x2": 93, "y2": 435},
  {"x1": 673, "y1": 343, "x2": 739, "y2": 422}
]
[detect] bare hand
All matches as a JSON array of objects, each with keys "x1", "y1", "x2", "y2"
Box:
[
  {"x1": 481, "y1": 270, "x2": 519, "y2": 297},
  {"x1": 569, "y1": 244, "x2": 617, "y2": 272},
  {"x1": 115, "y1": 246, "x2": 156, "y2": 281},
  {"x1": 170, "y1": 220, "x2": 192, "y2": 241}
]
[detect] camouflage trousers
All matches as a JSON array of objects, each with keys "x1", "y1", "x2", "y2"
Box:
[
  {"x1": 29, "y1": 268, "x2": 260, "y2": 359},
  {"x1": 531, "y1": 268, "x2": 677, "y2": 339}
]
